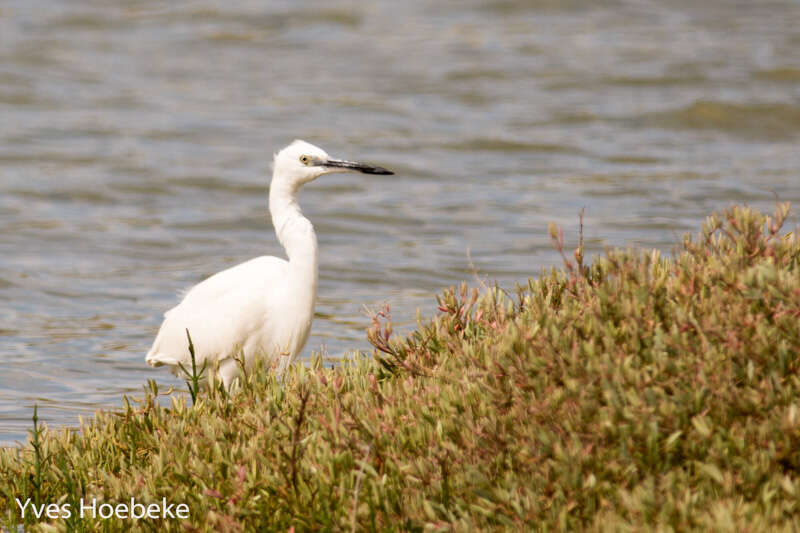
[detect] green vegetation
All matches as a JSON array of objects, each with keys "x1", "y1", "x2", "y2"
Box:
[{"x1": 2, "y1": 204, "x2": 799, "y2": 531}]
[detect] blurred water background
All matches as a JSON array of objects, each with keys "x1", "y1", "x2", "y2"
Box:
[{"x1": 1, "y1": 0, "x2": 799, "y2": 444}]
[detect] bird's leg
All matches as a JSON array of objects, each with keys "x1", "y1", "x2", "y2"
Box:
[
  {"x1": 275, "y1": 350, "x2": 292, "y2": 383},
  {"x1": 217, "y1": 358, "x2": 240, "y2": 392}
]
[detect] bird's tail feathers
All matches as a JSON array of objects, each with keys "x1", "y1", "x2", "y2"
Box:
[{"x1": 145, "y1": 351, "x2": 180, "y2": 368}]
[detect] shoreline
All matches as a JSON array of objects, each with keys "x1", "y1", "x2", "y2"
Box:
[{"x1": 2, "y1": 204, "x2": 798, "y2": 531}]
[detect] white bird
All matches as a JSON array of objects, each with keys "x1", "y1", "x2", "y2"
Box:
[{"x1": 146, "y1": 140, "x2": 393, "y2": 388}]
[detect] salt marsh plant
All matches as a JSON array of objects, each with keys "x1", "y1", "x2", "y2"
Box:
[{"x1": 1, "y1": 204, "x2": 798, "y2": 531}]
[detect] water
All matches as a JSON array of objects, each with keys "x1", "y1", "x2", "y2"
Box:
[{"x1": 1, "y1": 0, "x2": 799, "y2": 445}]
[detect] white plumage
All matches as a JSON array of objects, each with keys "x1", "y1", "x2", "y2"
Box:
[{"x1": 146, "y1": 140, "x2": 393, "y2": 388}]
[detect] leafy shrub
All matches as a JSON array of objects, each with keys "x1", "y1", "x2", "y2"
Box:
[{"x1": 1, "y1": 204, "x2": 798, "y2": 531}]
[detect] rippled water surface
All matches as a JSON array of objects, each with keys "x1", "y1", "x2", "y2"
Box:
[{"x1": 2, "y1": 0, "x2": 799, "y2": 444}]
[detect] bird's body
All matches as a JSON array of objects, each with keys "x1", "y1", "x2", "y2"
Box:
[{"x1": 146, "y1": 140, "x2": 392, "y2": 388}]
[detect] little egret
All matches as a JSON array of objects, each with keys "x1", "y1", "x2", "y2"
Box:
[{"x1": 145, "y1": 140, "x2": 393, "y2": 388}]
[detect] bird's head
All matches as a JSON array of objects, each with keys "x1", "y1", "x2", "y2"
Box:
[{"x1": 272, "y1": 140, "x2": 393, "y2": 188}]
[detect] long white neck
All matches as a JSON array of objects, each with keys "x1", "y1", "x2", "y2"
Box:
[{"x1": 268, "y1": 179, "x2": 318, "y2": 288}]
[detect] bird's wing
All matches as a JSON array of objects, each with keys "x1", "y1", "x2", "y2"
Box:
[
  {"x1": 169, "y1": 256, "x2": 285, "y2": 314},
  {"x1": 146, "y1": 256, "x2": 289, "y2": 368}
]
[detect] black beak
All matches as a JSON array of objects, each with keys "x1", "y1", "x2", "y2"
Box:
[{"x1": 324, "y1": 158, "x2": 394, "y2": 175}]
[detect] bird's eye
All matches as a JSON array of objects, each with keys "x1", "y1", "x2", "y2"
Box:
[{"x1": 299, "y1": 155, "x2": 311, "y2": 165}]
